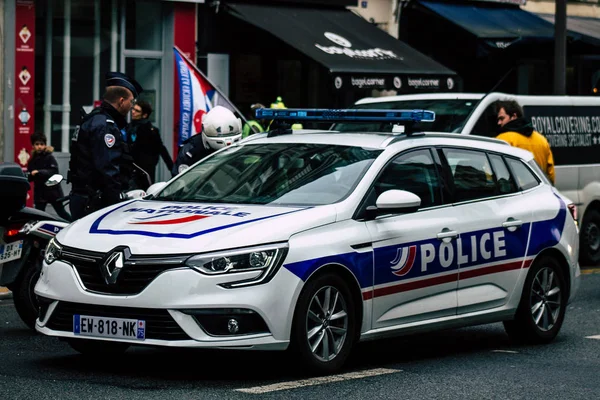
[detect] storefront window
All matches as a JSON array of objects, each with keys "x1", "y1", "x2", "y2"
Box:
[
  {"x1": 34, "y1": 0, "x2": 167, "y2": 153},
  {"x1": 125, "y1": 1, "x2": 163, "y2": 51},
  {"x1": 125, "y1": 58, "x2": 161, "y2": 125},
  {"x1": 35, "y1": 0, "x2": 123, "y2": 152}
]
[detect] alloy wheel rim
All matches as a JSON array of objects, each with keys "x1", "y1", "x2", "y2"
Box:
[
  {"x1": 305, "y1": 285, "x2": 348, "y2": 362},
  {"x1": 529, "y1": 266, "x2": 562, "y2": 332}
]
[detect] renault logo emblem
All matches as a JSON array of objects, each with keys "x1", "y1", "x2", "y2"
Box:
[{"x1": 101, "y1": 247, "x2": 131, "y2": 285}]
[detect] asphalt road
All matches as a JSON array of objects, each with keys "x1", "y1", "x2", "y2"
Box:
[{"x1": 1, "y1": 271, "x2": 599, "y2": 400}]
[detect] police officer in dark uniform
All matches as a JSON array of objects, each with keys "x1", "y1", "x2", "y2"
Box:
[{"x1": 68, "y1": 72, "x2": 143, "y2": 220}]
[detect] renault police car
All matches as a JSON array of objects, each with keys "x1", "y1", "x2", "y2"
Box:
[{"x1": 35, "y1": 108, "x2": 580, "y2": 374}]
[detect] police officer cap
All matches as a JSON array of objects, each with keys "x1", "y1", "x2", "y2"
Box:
[{"x1": 105, "y1": 71, "x2": 143, "y2": 98}]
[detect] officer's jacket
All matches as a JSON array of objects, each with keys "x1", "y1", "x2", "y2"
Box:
[
  {"x1": 242, "y1": 120, "x2": 264, "y2": 138},
  {"x1": 69, "y1": 101, "x2": 132, "y2": 206},
  {"x1": 171, "y1": 133, "x2": 213, "y2": 177}
]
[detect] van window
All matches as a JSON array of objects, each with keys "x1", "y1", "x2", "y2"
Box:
[
  {"x1": 471, "y1": 104, "x2": 498, "y2": 138},
  {"x1": 332, "y1": 99, "x2": 478, "y2": 133}
]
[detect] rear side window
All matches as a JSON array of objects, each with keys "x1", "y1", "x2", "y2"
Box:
[
  {"x1": 443, "y1": 148, "x2": 496, "y2": 202},
  {"x1": 489, "y1": 154, "x2": 518, "y2": 194},
  {"x1": 505, "y1": 158, "x2": 540, "y2": 191}
]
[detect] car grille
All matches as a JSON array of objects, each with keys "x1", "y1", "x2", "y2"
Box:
[
  {"x1": 59, "y1": 246, "x2": 189, "y2": 295},
  {"x1": 46, "y1": 301, "x2": 191, "y2": 340}
]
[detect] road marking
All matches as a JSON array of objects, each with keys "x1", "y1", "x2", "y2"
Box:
[
  {"x1": 581, "y1": 268, "x2": 600, "y2": 275},
  {"x1": 492, "y1": 350, "x2": 519, "y2": 353},
  {"x1": 235, "y1": 368, "x2": 401, "y2": 394},
  {"x1": 585, "y1": 335, "x2": 600, "y2": 340}
]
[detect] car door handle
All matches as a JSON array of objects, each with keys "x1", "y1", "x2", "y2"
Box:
[
  {"x1": 437, "y1": 228, "x2": 458, "y2": 243},
  {"x1": 502, "y1": 218, "x2": 523, "y2": 232}
]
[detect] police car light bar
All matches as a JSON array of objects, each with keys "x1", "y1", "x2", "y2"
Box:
[{"x1": 255, "y1": 108, "x2": 436, "y2": 123}]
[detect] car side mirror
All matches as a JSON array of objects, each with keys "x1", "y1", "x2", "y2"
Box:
[
  {"x1": 45, "y1": 174, "x2": 64, "y2": 187},
  {"x1": 365, "y1": 189, "x2": 421, "y2": 220},
  {"x1": 146, "y1": 181, "x2": 167, "y2": 197}
]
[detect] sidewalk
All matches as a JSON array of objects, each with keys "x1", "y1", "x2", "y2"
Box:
[{"x1": 0, "y1": 286, "x2": 12, "y2": 299}]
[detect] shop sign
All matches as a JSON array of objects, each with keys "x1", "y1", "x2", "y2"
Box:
[
  {"x1": 315, "y1": 32, "x2": 401, "y2": 60},
  {"x1": 333, "y1": 75, "x2": 457, "y2": 91},
  {"x1": 15, "y1": 0, "x2": 35, "y2": 206}
]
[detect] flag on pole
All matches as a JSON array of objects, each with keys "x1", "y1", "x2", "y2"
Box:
[{"x1": 173, "y1": 46, "x2": 246, "y2": 146}]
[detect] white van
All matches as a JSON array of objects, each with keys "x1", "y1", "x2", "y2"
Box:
[{"x1": 333, "y1": 92, "x2": 600, "y2": 265}]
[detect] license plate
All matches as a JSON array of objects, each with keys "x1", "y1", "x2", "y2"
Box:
[
  {"x1": 73, "y1": 315, "x2": 146, "y2": 340},
  {"x1": 0, "y1": 240, "x2": 23, "y2": 263}
]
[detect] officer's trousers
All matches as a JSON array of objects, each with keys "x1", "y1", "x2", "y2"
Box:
[{"x1": 69, "y1": 193, "x2": 89, "y2": 221}]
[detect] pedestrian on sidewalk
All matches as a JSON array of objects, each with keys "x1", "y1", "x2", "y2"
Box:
[
  {"x1": 27, "y1": 132, "x2": 72, "y2": 221},
  {"x1": 126, "y1": 99, "x2": 173, "y2": 189}
]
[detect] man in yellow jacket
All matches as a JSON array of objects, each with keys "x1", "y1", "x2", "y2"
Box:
[{"x1": 495, "y1": 99, "x2": 555, "y2": 184}]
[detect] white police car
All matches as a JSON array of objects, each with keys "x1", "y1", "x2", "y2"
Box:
[{"x1": 35, "y1": 108, "x2": 580, "y2": 374}]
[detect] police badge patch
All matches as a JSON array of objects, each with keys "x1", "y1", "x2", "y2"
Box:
[
  {"x1": 71, "y1": 126, "x2": 80, "y2": 142},
  {"x1": 104, "y1": 133, "x2": 116, "y2": 148}
]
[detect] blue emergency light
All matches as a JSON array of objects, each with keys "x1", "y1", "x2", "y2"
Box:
[{"x1": 255, "y1": 108, "x2": 436, "y2": 123}]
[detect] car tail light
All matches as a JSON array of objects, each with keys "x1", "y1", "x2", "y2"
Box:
[
  {"x1": 567, "y1": 203, "x2": 578, "y2": 222},
  {"x1": 3, "y1": 223, "x2": 24, "y2": 241}
]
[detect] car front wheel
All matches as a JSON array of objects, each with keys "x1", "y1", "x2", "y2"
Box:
[
  {"x1": 290, "y1": 273, "x2": 357, "y2": 375},
  {"x1": 504, "y1": 255, "x2": 566, "y2": 344}
]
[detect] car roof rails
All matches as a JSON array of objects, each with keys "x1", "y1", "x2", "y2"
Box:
[{"x1": 254, "y1": 108, "x2": 436, "y2": 137}]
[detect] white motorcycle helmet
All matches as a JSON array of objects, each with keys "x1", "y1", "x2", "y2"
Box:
[{"x1": 201, "y1": 105, "x2": 243, "y2": 151}]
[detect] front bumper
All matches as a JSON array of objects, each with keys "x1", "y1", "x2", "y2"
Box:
[{"x1": 34, "y1": 259, "x2": 303, "y2": 350}]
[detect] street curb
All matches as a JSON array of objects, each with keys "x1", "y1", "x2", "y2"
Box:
[{"x1": 0, "y1": 287, "x2": 13, "y2": 300}]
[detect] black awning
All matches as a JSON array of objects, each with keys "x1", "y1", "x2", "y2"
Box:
[
  {"x1": 418, "y1": 0, "x2": 580, "y2": 49},
  {"x1": 225, "y1": 3, "x2": 458, "y2": 91}
]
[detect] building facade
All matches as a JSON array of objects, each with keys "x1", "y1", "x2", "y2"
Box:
[
  {"x1": 2, "y1": 0, "x2": 200, "y2": 201},
  {"x1": 352, "y1": 0, "x2": 600, "y2": 96}
]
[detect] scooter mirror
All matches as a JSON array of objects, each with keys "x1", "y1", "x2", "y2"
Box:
[{"x1": 45, "y1": 174, "x2": 64, "y2": 187}]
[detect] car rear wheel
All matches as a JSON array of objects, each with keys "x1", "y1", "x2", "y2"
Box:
[
  {"x1": 289, "y1": 273, "x2": 357, "y2": 375},
  {"x1": 67, "y1": 338, "x2": 130, "y2": 357},
  {"x1": 503, "y1": 255, "x2": 566, "y2": 344},
  {"x1": 580, "y1": 209, "x2": 600, "y2": 266}
]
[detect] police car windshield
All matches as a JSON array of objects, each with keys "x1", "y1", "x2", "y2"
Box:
[
  {"x1": 331, "y1": 99, "x2": 478, "y2": 133},
  {"x1": 154, "y1": 143, "x2": 382, "y2": 206}
]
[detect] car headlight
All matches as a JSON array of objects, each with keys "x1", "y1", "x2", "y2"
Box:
[
  {"x1": 44, "y1": 237, "x2": 62, "y2": 265},
  {"x1": 185, "y1": 243, "x2": 288, "y2": 288}
]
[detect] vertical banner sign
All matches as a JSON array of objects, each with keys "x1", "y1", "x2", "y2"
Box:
[
  {"x1": 15, "y1": 0, "x2": 36, "y2": 206},
  {"x1": 174, "y1": 47, "x2": 247, "y2": 146},
  {"x1": 173, "y1": 2, "x2": 197, "y2": 156}
]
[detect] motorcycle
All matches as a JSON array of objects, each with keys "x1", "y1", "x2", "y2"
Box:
[
  {"x1": 0, "y1": 162, "x2": 150, "y2": 330},
  {"x1": 0, "y1": 167, "x2": 69, "y2": 330}
]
